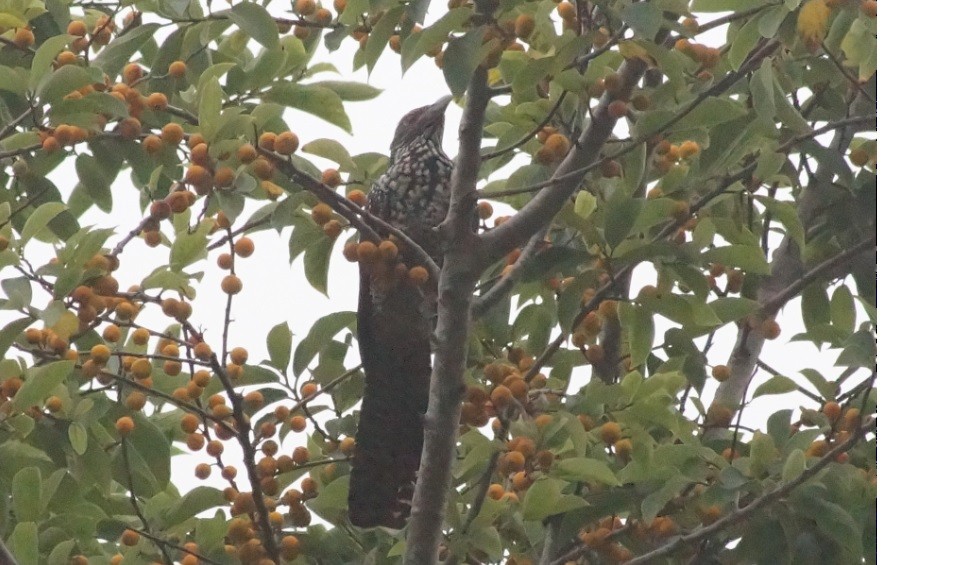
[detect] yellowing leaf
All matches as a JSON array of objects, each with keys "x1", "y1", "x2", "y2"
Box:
[{"x1": 797, "y1": 0, "x2": 831, "y2": 50}]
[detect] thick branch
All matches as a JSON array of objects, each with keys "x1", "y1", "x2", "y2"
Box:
[
  {"x1": 471, "y1": 227, "x2": 547, "y2": 318},
  {"x1": 403, "y1": 3, "x2": 494, "y2": 561},
  {"x1": 481, "y1": 58, "x2": 647, "y2": 259}
]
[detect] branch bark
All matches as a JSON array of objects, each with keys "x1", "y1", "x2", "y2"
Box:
[
  {"x1": 403, "y1": 5, "x2": 494, "y2": 560},
  {"x1": 479, "y1": 57, "x2": 647, "y2": 259}
]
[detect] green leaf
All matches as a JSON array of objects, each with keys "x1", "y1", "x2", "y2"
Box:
[
  {"x1": 7, "y1": 521, "x2": 39, "y2": 565},
  {"x1": 801, "y1": 284, "x2": 831, "y2": 331},
  {"x1": 753, "y1": 375, "x2": 798, "y2": 398},
  {"x1": 749, "y1": 58, "x2": 776, "y2": 121},
  {"x1": 673, "y1": 97, "x2": 750, "y2": 131},
  {"x1": 621, "y1": 303, "x2": 654, "y2": 370},
  {"x1": 198, "y1": 78, "x2": 225, "y2": 141},
  {"x1": 401, "y1": 7, "x2": 472, "y2": 72},
  {"x1": 622, "y1": 2, "x2": 663, "y2": 40},
  {"x1": 12, "y1": 361, "x2": 75, "y2": 410},
  {"x1": 641, "y1": 475, "x2": 688, "y2": 523},
  {"x1": 691, "y1": 0, "x2": 764, "y2": 11},
  {"x1": 303, "y1": 236, "x2": 334, "y2": 296},
  {"x1": 12, "y1": 467, "x2": 42, "y2": 522},
  {"x1": 76, "y1": 153, "x2": 112, "y2": 212},
  {"x1": 574, "y1": 190, "x2": 597, "y2": 218},
  {"x1": 709, "y1": 297, "x2": 759, "y2": 324},
  {"x1": 830, "y1": 285, "x2": 855, "y2": 334},
  {"x1": 522, "y1": 477, "x2": 589, "y2": 521},
  {"x1": 93, "y1": 23, "x2": 162, "y2": 77},
  {"x1": 170, "y1": 219, "x2": 214, "y2": 270},
  {"x1": 314, "y1": 475, "x2": 350, "y2": 513},
  {"x1": 702, "y1": 244, "x2": 770, "y2": 274},
  {"x1": 302, "y1": 138, "x2": 357, "y2": 171},
  {"x1": 38, "y1": 65, "x2": 95, "y2": 105},
  {"x1": 553, "y1": 457, "x2": 621, "y2": 486},
  {"x1": 442, "y1": 27, "x2": 484, "y2": 98},
  {"x1": 781, "y1": 448, "x2": 805, "y2": 483},
  {"x1": 265, "y1": 83, "x2": 351, "y2": 133},
  {"x1": 30, "y1": 34, "x2": 73, "y2": 90},
  {"x1": 21, "y1": 201, "x2": 68, "y2": 244},
  {"x1": 0, "y1": 65, "x2": 28, "y2": 94},
  {"x1": 2, "y1": 277, "x2": 31, "y2": 310},
  {"x1": 162, "y1": 486, "x2": 224, "y2": 528},
  {"x1": 69, "y1": 422, "x2": 88, "y2": 455},
  {"x1": 0, "y1": 318, "x2": 33, "y2": 358},
  {"x1": 227, "y1": 2, "x2": 279, "y2": 48},
  {"x1": 363, "y1": 6, "x2": 403, "y2": 71},
  {"x1": 317, "y1": 80, "x2": 384, "y2": 102},
  {"x1": 267, "y1": 322, "x2": 293, "y2": 371},
  {"x1": 792, "y1": 485, "x2": 863, "y2": 557},
  {"x1": 293, "y1": 311, "x2": 355, "y2": 376}
]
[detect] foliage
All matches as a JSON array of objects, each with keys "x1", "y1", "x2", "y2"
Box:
[{"x1": 0, "y1": 0, "x2": 876, "y2": 564}]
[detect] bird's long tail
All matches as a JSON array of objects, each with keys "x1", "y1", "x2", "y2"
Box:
[{"x1": 349, "y1": 267, "x2": 432, "y2": 528}]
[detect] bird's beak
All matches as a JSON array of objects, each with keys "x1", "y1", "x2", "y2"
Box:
[{"x1": 428, "y1": 95, "x2": 453, "y2": 115}]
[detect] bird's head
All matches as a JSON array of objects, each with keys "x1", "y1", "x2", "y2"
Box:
[{"x1": 389, "y1": 95, "x2": 453, "y2": 159}]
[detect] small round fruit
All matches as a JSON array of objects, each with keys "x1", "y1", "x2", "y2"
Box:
[
  {"x1": 321, "y1": 168, "x2": 342, "y2": 186},
  {"x1": 599, "y1": 421, "x2": 621, "y2": 445},
  {"x1": 274, "y1": 131, "x2": 299, "y2": 155},
  {"x1": 146, "y1": 92, "x2": 168, "y2": 111},
  {"x1": 67, "y1": 20, "x2": 87, "y2": 36},
  {"x1": 234, "y1": 237, "x2": 254, "y2": 258},
  {"x1": 90, "y1": 344, "x2": 111, "y2": 364},
  {"x1": 607, "y1": 100, "x2": 629, "y2": 119},
  {"x1": 289, "y1": 415, "x2": 307, "y2": 432},
  {"x1": 557, "y1": 2, "x2": 576, "y2": 20},
  {"x1": 168, "y1": 60, "x2": 187, "y2": 78},
  {"x1": 295, "y1": 0, "x2": 317, "y2": 16},
  {"x1": 822, "y1": 401, "x2": 842, "y2": 423},
  {"x1": 13, "y1": 27, "x2": 35, "y2": 48},
  {"x1": 477, "y1": 201, "x2": 494, "y2": 219},
  {"x1": 711, "y1": 364, "x2": 731, "y2": 382},
  {"x1": 120, "y1": 528, "x2": 140, "y2": 546},
  {"x1": 760, "y1": 318, "x2": 781, "y2": 340},
  {"x1": 115, "y1": 416, "x2": 135, "y2": 436},
  {"x1": 408, "y1": 266, "x2": 429, "y2": 285},
  {"x1": 515, "y1": 14, "x2": 535, "y2": 39},
  {"x1": 346, "y1": 189, "x2": 368, "y2": 206},
  {"x1": 221, "y1": 274, "x2": 243, "y2": 295},
  {"x1": 323, "y1": 220, "x2": 343, "y2": 238},
  {"x1": 214, "y1": 166, "x2": 235, "y2": 188}
]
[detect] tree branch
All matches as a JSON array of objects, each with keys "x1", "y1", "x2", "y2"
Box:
[
  {"x1": 480, "y1": 57, "x2": 647, "y2": 259},
  {"x1": 471, "y1": 227, "x2": 547, "y2": 319},
  {"x1": 404, "y1": 4, "x2": 495, "y2": 563}
]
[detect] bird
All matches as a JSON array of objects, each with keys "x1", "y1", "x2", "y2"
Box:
[{"x1": 348, "y1": 96, "x2": 453, "y2": 529}]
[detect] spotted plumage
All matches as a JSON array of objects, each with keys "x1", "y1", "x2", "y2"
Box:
[{"x1": 348, "y1": 96, "x2": 452, "y2": 529}]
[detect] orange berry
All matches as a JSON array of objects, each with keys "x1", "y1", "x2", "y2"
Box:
[
  {"x1": 274, "y1": 131, "x2": 299, "y2": 155},
  {"x1": 500, "y1": 450, "x2": 525, "y2": 473},
  {"x1": 346, "y1": 189, "x2": 367, "y2": 207},
  {"x1": 146, "y1": 92, "x2": 168, "y2": 111},
  {"x1": 321, "y1": 168, "x2": 342, "y2": 186},
  {"x1": 117, "y1": 117, "x2": 141, "y2": 140},
  {"x1": 822, "y1": 401, "x2": 842, "y2": 423},
  {"x1": 159, "y1": 122, "x2": 183, "y2": 145},
  {"x1": 487, "y1": 483, "x2": 505, "y2": 500},
  {"x1": 213, "y1": 166, "x2": 235, "y2": 188},
  {"x1": 355, "y1": 241, "x2": 380, "y2": 263},
  {"x1": 342, "y1": 242, "x2": 360, "y2": 262},
  {"x1": 116, "y1": 416, "x2": 135, "y2": 436},
  {"x1": 711, "y1": 364, "x2": 731, "y2": 382},
  {"x1": 477, "y1": 201, "x2": 494, "y2": 219},
  {"x1": 122, "y1": 63, "x2": 142, "y2": 84},
  {"x1": 234, "y1": 237, "x2": 254, "y2": 258},
  {"x1": 323, "y1": 220, "x2": 342, "y2": 238},
  {"x1": 181, "y1": 413, "x2": 200, "y2": 434},
  {"x1": 312, "y1": 203, "x2": 333, "y2": 225},
  {"x1": 289, "y1": 415, "x2": 307, "y2": 432},
  {"x1": 557, "y1": 2, "x2": 576, "y2": 21},
  {"x1": 607, "y1": 99, "x2": 629, "y2": 119},
  {"x1": 13, "y1": 27, "x2": 35, "y2": 48},
  {"x1": 221, "y1": 274, "x2": 243, "y2": 295},
  {"x1": 408, "y1": 266, "x2": 429, "y2": 285},
  {"x1": 42, "y1": 136, "x2": 61, "y2": 153},
  {"x1": 760, "y1": 318, "x2": 781, "y2": 340},
  {"x1": 599, "y1": 421, "x2": 621, "y2": 445},
  {"x1": 295, "y1": 0, "x2": 317, "y2": 16},
  {"x1": 543, "y1": 133, "x2": 571, "y2": 158},
  {"x1": 90, "y1": 344, "x2": 111, "y2": 364},
  {"x1": 67, "y1": 20, "x2": 87, "y2": 36},
  {"x1": 515, "y1": 14, "x2": 535, "y2": 39},
  {"x1": 120, "y1": 528, "x2": 140, "y2": 546},
  {"x1": 168, "y1": 60, "x2": 187, "y2": 78}
]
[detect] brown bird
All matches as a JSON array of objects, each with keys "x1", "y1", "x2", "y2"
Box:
[{"x1": 348, "y1": 96, "x2": 453, "y2": 528}]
